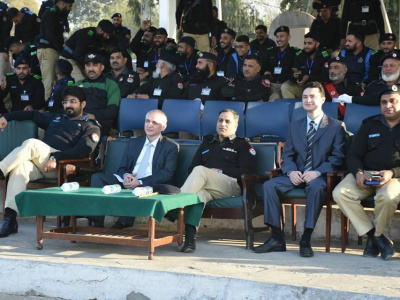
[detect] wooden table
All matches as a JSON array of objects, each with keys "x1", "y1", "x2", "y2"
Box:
[{"x1": 16, "y1": 187, "x2": 203, "y2": 260}]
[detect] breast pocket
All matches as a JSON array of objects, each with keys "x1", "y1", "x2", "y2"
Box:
[{"x1": 367, "y1": 136, "x2": 381, "y2": 151}]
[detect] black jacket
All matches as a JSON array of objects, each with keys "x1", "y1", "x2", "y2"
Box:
[{"x1": 38, "y1": 6, "x2": 64, "y2": 52}]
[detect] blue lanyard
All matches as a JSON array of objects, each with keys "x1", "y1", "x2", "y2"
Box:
[
  {"x1": 154, "y1": 52, "x2": 159, "y2": 64},
  {"x1": 277, "y1": 49, "x2": 287, "y2": 66},
  {"x1": 219, "y1": 51, "x2": 228, "y2": 63},
  {"x1": 306, "y1": 57, "x2": 314, "y2": 75},
  {"x1": 50, "y1": 77, "x2": 70, "y2": 99},
  {"x1": 185, "y1": 56, "x2": 194, "y2": 73}
]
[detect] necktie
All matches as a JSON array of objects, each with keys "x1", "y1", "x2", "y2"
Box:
[
  {"x1": 303, "y1": 120, "x2": 316, "y2": 173},
  {"x1": 136, "y1": 143, "x2": 153, "y2": 179}
]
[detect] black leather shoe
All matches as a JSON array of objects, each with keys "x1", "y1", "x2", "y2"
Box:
[
  {"x1": 363, "y1": 237, "x2": 380, "y2": 258},
  {"x1": 87, "y1": 217, "x2": 104, "y2": 228},
  {"x1": 111, "y1": 222, "x2": 127, "y2": 229},
  {"x1": 180, "y1": 239, "x2": 196, "y2": 253},
  {"x1": 299, "y1": 240, "x2": 314, "y2": 257},
  {"x1": 372, "y1": 235, "x2": 395, "y2": 260},
  {"x1": 252, "y1": 237, "x2": 286, "y2": 253},
  {"x1": 0, "y1": 169, "x2": 4, "y2": 180},
  {"x1": 0, "y1": 219, "x2": 18, "y2": 238}
]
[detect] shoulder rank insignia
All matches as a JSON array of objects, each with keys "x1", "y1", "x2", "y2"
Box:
[{"x1": 322, "y1": 51, "x2": 329, "y2": 57}]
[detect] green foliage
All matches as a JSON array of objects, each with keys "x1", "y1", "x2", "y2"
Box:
[{"x1": 8, "y1": 0, "x2": 39, "y2": 12}]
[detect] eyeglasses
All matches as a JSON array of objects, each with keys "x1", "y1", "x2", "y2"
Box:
[{"x1": 61, "y1": 99, "x2": 80, "y2": 105}]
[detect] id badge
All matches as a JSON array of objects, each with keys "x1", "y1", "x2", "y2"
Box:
[
  {"x1": 153, "y1": 88, "x2": 162, "y2": 96},
  {"x1": 144, "y1": 61, "x2": 149, "y2": 68},
  {"x1": 48, "y1": 99, "x2": 54, "y2": 107},
  {"x1": 274, "y1": 67, "x2": 282, "y2": 74},
  {"x1": 217, "y1": 71, "x2": 225, "y2": 77},
  {"x1": 201, "y1": 88, "x2": 211, "y2": 96},
  {"x1": 21, "y1": 94, "x2": 29, "y2": 101},
  {"x1": 362, "y1": 6, "x2": 369, "y2": 13}
]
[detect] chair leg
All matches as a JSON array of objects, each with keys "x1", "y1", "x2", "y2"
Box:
[
  {"x1": 291, "y1": 204, "x2": 296, "y2": 241},
  {"x1": 358, "y1": 235, "x2": 362, "y2": 245},
  {"x1": 244, "y1": 204, "x2": 254, "y2": 250},
  {"x1": 325, "y1": 202, "x2": 332, "y2": 252},
  {"x1": 341, "y1": 212, "x2": 348, "y2": 253}
]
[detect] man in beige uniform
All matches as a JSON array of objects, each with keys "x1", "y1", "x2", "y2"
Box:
[{"x1": 333, "y1": 84, "x2": 400, "y2": 260}]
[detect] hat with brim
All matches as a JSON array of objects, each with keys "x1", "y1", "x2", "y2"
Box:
[{"x1": 85, "y1": 53, "x2": 104, "y2": 64}]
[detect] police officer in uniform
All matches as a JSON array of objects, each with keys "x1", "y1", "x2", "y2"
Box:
[
  {"x1": 367, "y1": 34, "x2": 399, "y2": 84},
  {"x1": 0, "y1": 4, "x2": 12, "y2": 81},
  {"x1": 38, "y1": 0, "x2": 70, "y2": 34},
  {"x1": 0, "y1": 86, "x2": 101, "y2": 237},
  {"x1": 111, "y1": 13, "x2": 131, "y2": 50},
  {"x1": 211, "y1": 28, "x2": 236, "y2": 78},
  {"x1": 106, "y1": 47, "x2": 140, "y2": 98},
  {"x1": 0, "y1": 57, "x2": 45, "y2": 113},
  {"x1": 186, "y1": 52, "x2": 226, "y2": 104},
  {"x1": 222, "y1": 54, "x2": 271, "y2": 102},
  {"x1": 264, "y1": 26, "x2": 299, "y2": 101},
  {"x1": 250, "y1": 24, "x2": 276, "y2": 57},
  {"x1": 176, "y1": 36, "x2": 198, "y2": 82},
  {"x1": 7, "y1": 7, "x2": 39, "y2": 44},
  {"x1": 5, "y1": 37, "x2": 41, "y2": 76}
]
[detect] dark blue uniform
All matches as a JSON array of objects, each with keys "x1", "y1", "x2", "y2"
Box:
[{"x1": 340, "y1": 47, "x2": 374, "y2": 83}]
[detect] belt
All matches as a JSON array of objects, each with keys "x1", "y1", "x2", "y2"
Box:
[
  {"x1": 64, "y1": 45, "x2": 73, "y2": 55},
  {"x1": 352, "y1": 20, "x2": 376, "y2": 26},
  {"x1": 40, "y1": 39, "x2": 49, "y2": 44}
]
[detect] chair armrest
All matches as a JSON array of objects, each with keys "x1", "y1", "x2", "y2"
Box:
[
  {"x1": 265, "y1": 168, "x2": 282, "y2": 179},
  {"x1": 241, "y1": 173, "x2": 269, "y2": 210},
  {"x1": 327, "y1": 170, "x2": 349, "y2": 179},
  {"x1": 58, "y1": 158, "x2": 93, "y2": 184}
]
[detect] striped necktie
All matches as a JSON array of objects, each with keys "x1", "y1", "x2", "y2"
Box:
[{"x1": 303, "y1": 120, "x2": 316, "y2": 173}]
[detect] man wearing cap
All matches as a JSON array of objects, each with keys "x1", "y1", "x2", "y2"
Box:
[
  {"x1": 76, "y1": 53, "x2": 121, "y2": 136},
  {"x1": 131, "y1": 51, "x2": 185, "y2": 107},
  {"x1": 7, "y1": 7, "x2": 39, "y2": 44},
  {"x1": 335, "y1": 54, "x2": 400, "y2": 106},
  {"x1": 281, "y1": 32, "x2": 331, "y2": 99},
  {"x1": 333, "y1": 84, "x2": 400, "y2": 260},
  {"x1": 186, "y1": 52, "x2": 226, "y2": 104},
  {"x1": 250, "y1": 25, "x2": 276, "y2": 57},
  {"x1": 264, "y1": 26, "x2": 299, "y2": 101},
  {"x1": 46, "y1": 59, "x2": 74, "y2": 112},
  {"x1": 60, "y1": 20, "x2": 114, "y2": 82},
  {"x1": 111, "y1": 13, "x2": 131, "y2": 50},
  {"x1": 0, "y1": 86, "x2": 101, "y2": 237},
  {"x1": 5, "y1": 37, "x2": 40, "y2": 76},
  {"x1": 38, "y1": 0, "x2": 74, "y2": 100},
  {"x1": 0, "y1": 57, "x2": 45, "y2": 113},
  {"x1": 211, "y1": 28, "x2": 236, "y2": 77},
  {"x1": 367, "y1": 34, "x2": 400, "y2": 84},
  {"x1": 38, "y1": 0, "x2": 70, "y2": 34},
  {"x1": 106, "y1": 47, "x2": 140, "y2": 98},
  {"x1": 0, "y1": 3, "x2": 12, "y2": 83},
  {"x1": 226, "y1": 35, "x2": 252, "y2": 79},
  {"x1": 176, "y1": 36, "x2": 198, "y2": 82},
  {"x1": 222, "y1": 54, "x2": 271, "y2": 102},
  {"x1": 310, "y1": 0, "x2": 341, "y2": 55}
]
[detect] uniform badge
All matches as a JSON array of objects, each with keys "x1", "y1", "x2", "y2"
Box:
[
  {"x1": 119, "y1": 77, "x2": 123, "y2": 82},
  {"x1": 392, "y1": 85, "x2": 398, "y2": 92},
  {"x1": 262, "y1": 79, "x2": 271, "y2": 88},
  {"x1": 331, "y1": 91, "x2": 335, "y2": 95},
  {"x1": 88, "y1": 54, "x2": 96, "y2": 59},
  {"x1": 249, "y1": 148, "x2": 256, "y2": 156},
  {"x1": 358, "y1": 57, "x2": 363, "y2": 63},
  {"x1": 393, "y1": 53, "x2": 397, "y2": 58},
  {"x1": 127, "y1": 78, "x2": 134, "y2": 83},
  {"x1": 91, "y1": 133, "x2": 100, "y2": 143},
  {"x1": 324, "y1": 62, "x2": 329, "y2": 68},
  {"x1": 177, "y1": 82, "x2": 183, "y2": 89}
]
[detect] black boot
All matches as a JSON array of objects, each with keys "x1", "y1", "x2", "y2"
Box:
[{"x1": 0, "y1": 208, "x2": 18, "y2": 238}]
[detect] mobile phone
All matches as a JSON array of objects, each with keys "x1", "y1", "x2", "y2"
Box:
[
  {"x1": 372, "y1": 175, "x2": 382, "y2": 180},
  {"x1": 364, "y1": 180, "x2": 380, "y2": 185}
]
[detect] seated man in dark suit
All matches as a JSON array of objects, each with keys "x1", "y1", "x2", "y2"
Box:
[
  {"x1": 85, "y1": 109, "x2": 179, "y2": 228},
  {"x1": 253, "y1": 81, "x2": 346, "y2": 257}
]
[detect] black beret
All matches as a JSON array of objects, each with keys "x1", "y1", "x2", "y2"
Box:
[
  {"x1": 379, "y1": 84, "x2": 400, "y2": 98},
  {"x1": 147, "y1": 26, "x2": 157, "y2": 34},
  {"x1": 7, "y1": 7, "x2": 19, "y2": 20},
  {"x1": 222, "y1": 28, "x2": 236, "y2": 38},
  {"x1": 14, "y1": 56, "x2": 29, "y2": 68},
  {"x1": 382, "y1": 52, "x2": 400, "y2": 64},
  {"x1": 20, "y1": 7, "x2": 30, "y2": 13},
  {"x1": 152, "y1": 184, "x2": 181, "y2": 195},
  {"x1": 56, "y1": 59, "x2": 72, "y2": 74},
  {"x1": 111, "y1": 13, "x2": 121, "y2": 19},
  {"x1": 179, "y1": 36, "x2": 195, "y2": 48},
  {"x1": 320, "y1": 0, "x2": 332, "y2": 9},
  {"x1": 98, "y1": 20, "x2": 114, "y2": 35},
  {"x1": 155, "y1": 27, "x2": 168, "y2": 36},
  {"x1": 380, "y1": 33, "x2": 397, "y2": 44},
  {"x1": 329, "y1": 56, "x2": 347, "y2": 66},
  {"x1": 85, "y1": 53, "x2": 104, "y2": 64},
  {"x1": 236, "y1": 35, "x2": 249, "y2": 43},
  {"x1": 4, "y1": 36, "x2": 18, "y2": 50},
  {"x1": 197, "y1": 51, "x2": 218, "y2": 63},
  {"x1": 159, "y1": 51, "x2": 177, "y2": 65},
  {"x1": 274, "y1": 26, "x2": 290, "y2": 35}
]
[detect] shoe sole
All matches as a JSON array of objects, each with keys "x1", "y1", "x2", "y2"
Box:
[
  {"x1": 300, "y1": 252, "x2": 314, "y2": 257},
  {"x1": 382, "y1": 250, "x2": 395, "y2": 260},
  {"x1": 182, "y1": 248, "x2": 195, "y2": 253},
  {"x1": 252, "y1": 248, "x2": 286, "y2": 253}
]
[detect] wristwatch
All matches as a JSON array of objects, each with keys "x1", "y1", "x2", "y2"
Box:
[{"x1": 49, "y1": 156, "x2": 56, "y2": 162}]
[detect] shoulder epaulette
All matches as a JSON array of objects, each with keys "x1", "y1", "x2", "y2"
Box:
[
  {"x1": 267, "y1": 46, "x2": 274, "y2": 51},
  {"x1": 296, "y1": 50, "x2": 302, "y2": 56},
  {"x1": 363, "y1": 114, "x2": 380, "y2": 123},
  {"x1": 127, "y1": 48, "x2": 133, "y2": 55},
  {"x1": 5, "y1": 73, "x2": 14, "y2": 77},
  {"x1": 371, "y1": 50, "x2": 378, "y2": 55},
  {"x1": 293, "y1": 47, "x2": 300, "y2": 51},
  {"x1": 31, "y1": 51, "x2": 37, "y2": 56},
  {"x1": 28, "y1": 11, "x2": 34, "y2": 15},
  {"x1": 34, "y1": 75, "x2": 42, "y2": 80},
  {"x1": 87, "y1": 30, "x2": 94, "y2": 37},
  {"x1": 50, "y1": 7, "x2": 56, "y2": 12},
  {"x1": 67, "y1": 80, "x2": 74, "y2": 86},
  {"x1": 322, "y1": 51, "x2": 329, "y2": 57}
]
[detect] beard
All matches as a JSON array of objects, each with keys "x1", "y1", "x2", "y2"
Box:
[
  {"x1": 191, "y1": 65, "x2": 211, "y2": 83},
  {"x1": 329, "y1": 71, "x2": 344, "y2": 81},
  {"x1": 65, "y1": 108, "x2": 80, "y2": 118},
  {"x1": 382, "y1": 68, "x2": 400, "y2": 82},
  {"x1": 305, "y1": 47, "x2": 317, "y2": 55},
  {"x1": 152, "y1": 67, "x2": 161, "y2": 78}
]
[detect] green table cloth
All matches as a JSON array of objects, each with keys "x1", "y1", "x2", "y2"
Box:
[{"x1": 16, "y1": 187, "x2": 204, "y2": 226}]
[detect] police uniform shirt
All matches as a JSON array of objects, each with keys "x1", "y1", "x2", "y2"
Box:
[
  {"x1": 188, "y1": 135, "x2": 256, "y2": 184},
  {"x1": 323, "y1": 79, "x2": 363, "y2": 102},
  {"x1": 310, "y1": 16, "x2": 341, "y2": 51},
  {"x1": 176, "y1": 51, "x2": 198, "y2": 82},
  {"x1": 289, "y1": 50, "x2": 330, "y2": 83},
  {"x1": 264, "y1": 45, "x2": 298, "y2": 83},
  {"x1": 222, "y1": 74, "x2": 271, "y2": 102},
  {"x1": 0, "y1": 73, "x2": 45, "y2": 112},
  {"x1": 129, "y1": 28, "x2": 151, "y2": 59},
  {"x1": 367, "y1": 50, "x2": 400, "y2": 84},
  {"x1": 0, "y1": 9, "x2": 12, "y2": 52},
  {"x1": 14, "y1": 11, "x2": 40, "y2": 44},
  {"x1": 217, "y1": 47, "x2": 235, "y2": 76},
  {"x1": 38, "y1": 5, "x2": 64, "y2": 52},
  {"x1": 106, "y1": 68, "x2": 140, "y2": 98},
  {"x1": 340, "y1": 46, "x2": 374, "y2": 83},
  {"x1": 187, "y1": 73, "x2": 227, "y2": 103},
  {"x1": 176, "y1": 0, "x2": 213, "y2": 35},
  {"x1": 46, "y1": 76, "x2": 74, "y2": 112},
  {"x1": 226, "y1": 51, "x2": 252, "y2": 79},
  {"x1": 113, "y1": 25, "x2": 131, "y2": 50},
  {"x1": 351, "y1": 79, "x2": 400, "y2": 106},
  {"x1": 3, "y1": 110, "x2": 100, "y2": 161},
  {"x1": 250, "y1": 38, "x2": 276, "y2": 56}
]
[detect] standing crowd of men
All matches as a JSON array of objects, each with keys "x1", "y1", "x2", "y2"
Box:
[{"x1": 0, "y1": 0, "x2": 399, "y2": 259}]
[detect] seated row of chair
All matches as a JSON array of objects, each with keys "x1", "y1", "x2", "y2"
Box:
[{"x1": 118, "y1": 98, "x2": 382, "y2": 141}]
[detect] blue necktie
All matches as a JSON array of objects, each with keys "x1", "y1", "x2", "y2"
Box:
[{"x1": 136, "y1": 143, "x2": 153, "y2": 179}]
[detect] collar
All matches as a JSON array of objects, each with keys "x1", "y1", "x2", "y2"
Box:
[
  {"x1": 210, "y1": 134, "x2": 236, "y2": 144},
  {"x1": 70, "y1": 113, "x2": 90, "y2": 121},
  {"x1": 56, "y1": 76, "x2": 73, "y2": 84},
  {"x1": 244, "y1": 74, "x2": 260, "y2": 82},
  {"x1": 84, "y1": 73, "x2": 106, "y2": 83},
  {"x1": 145, "y1": 135, "x2": 161, "y2": 147},
  {"x1": 307, "y1": 113, "x2": 324, "y2": 127}
]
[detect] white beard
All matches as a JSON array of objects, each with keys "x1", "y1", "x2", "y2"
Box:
[
  {"x1": 382, "y1": 68, "x2": 400, "y2": 82},
  {"x1": 152, "y1": 67, "x2": 161, "y2": 78}
]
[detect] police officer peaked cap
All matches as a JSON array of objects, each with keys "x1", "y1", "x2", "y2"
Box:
[
  {"x1": 197, "y1": 52, "x2": 218, "y2": 63},
  {"x1": 155, "y1": 27, "x2": 168, "y2": 36},
  {"x1": 222, "y1": 28, "x2": 236, "y2": 39},
  {"x1": 7, "y1": 7, "x2": 19, "y2": 20},
  {"x1": 274, "y1": 26, "x2": 290, "y2": 36},
  {"x1": 111, "y1": 13, "x2": 122, "y2": 19},
  {"x1": 56, "y1": 59, "x2": 73, "y2": 75},
  {"x1": 329, "y1": 56, "x2": 347, "y2": 67},
  {"x1": 85, "y1": 53, "x2": 104, "y2": 64},
  {"x1": 179, "y1": 36, "x2": 195, "y2": 49},
  {"x1": 20, "y1": 7, "x2": 30, "y2": 13},
  {"x1": 98, "y1": 20, "x2": 114, "y2": 35},
  {"x1": 159, "y1": 51, "x2": 177, "y2": 66},
  {"x1": 379, "y1": 84, "x2": 400, "y2": 98},
  {"x1": 381, "y1": 52, "x2": 400, "y2": 64},
  {"x1": 4, "y1": 36, "x2": 18, "y2": 50},
  {"x1": 380, "y1": 33, "x2": 397, "y2": 44},
  {"x1": 14, "y1": 57, "x2": 29, "y2": 68}
]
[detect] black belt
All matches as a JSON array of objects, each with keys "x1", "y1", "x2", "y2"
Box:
[{"x1": 352, "y1": 20, "x2": 376, "y2": 26}]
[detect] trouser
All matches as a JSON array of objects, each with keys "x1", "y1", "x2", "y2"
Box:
[
  {"x1": 180, "y1": 166, "x2": 241, "y2": 204},
  {"x1": 38, "y1": 48, "x2": 59, "y2": 100},
  {"x1": 333, "y1": 173, "x2": 400, "y2": 236},
  {"x1": 364, "y1": 33, "x2": 379, "y2": 51},
  {"x1": 60, "y1": 56, "x2": 85, "y2": 82},
  {"x1": 0, "y1": 139, "x2": 58, "y2": 213},
  {"x1": 281, "y1": 80, "x2": 303, "y2": 99},
  {"x1": 263, "y1": 175, "x2": 327, "y2": 229},
  {"x1": 183, "y1": 32, "x2": 210, "y2": 52},
  {"x1": 269, "y1": 83, "x2": 283, "y2": 102}
]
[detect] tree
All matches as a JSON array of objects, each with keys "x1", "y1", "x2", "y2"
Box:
[{"x1": 8, "y1": 0, "x2": 39, "y2": 12}]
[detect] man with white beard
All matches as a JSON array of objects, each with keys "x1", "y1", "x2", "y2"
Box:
[
  {"x1": 334, "y1": 54, "x2": 400, "y2": 106},
  {"x1": 131, "y1": 51, "x2": 185, "y2": 107}
]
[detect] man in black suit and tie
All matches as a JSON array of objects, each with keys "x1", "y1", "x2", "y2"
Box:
[
  {"x1": 88, "y1": 109, "x2": 179, "y2": 228},
  {"x1": 253, "y1": 81, "x2": 346, "y2": 257}
]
